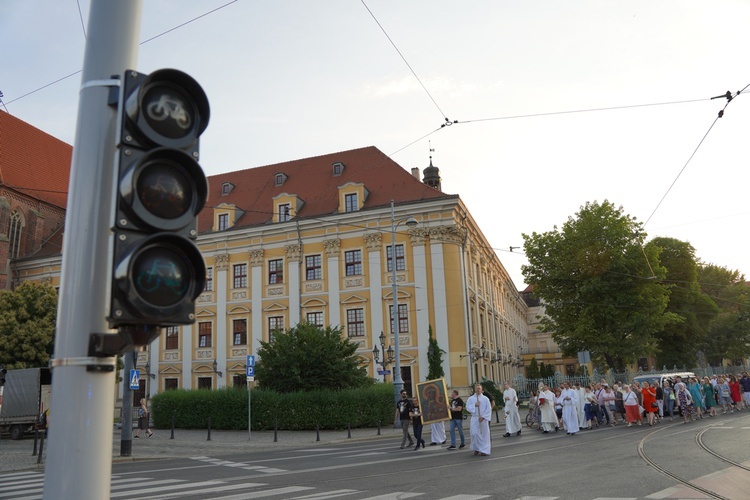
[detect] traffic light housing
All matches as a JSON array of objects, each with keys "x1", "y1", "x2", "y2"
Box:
[{"x1": 108, "y1": 69, "x2": 209, "y2": 331}]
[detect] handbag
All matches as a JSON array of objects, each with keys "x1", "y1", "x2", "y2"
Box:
[
  {"x1": 589, "y1": 401, "x2": 600, "y2": 413},
  {"x1": 650, "y1": 402, "x2": 658, "y2": 408}
]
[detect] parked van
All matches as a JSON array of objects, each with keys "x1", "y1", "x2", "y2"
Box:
[{"x1": 632, "y1": 372, "x2": 696, "y2": 388}]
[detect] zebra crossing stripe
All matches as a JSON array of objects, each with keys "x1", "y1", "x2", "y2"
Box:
[
  {"x1": 440, "y1": 496, "x2": 492, "y2": 499},
  {"x1": 109, "y1": 480, "x2": 228, "y2": 498},
  {"x1": 137, "y1": 482, "x2": 268, "y2": 500},
  {"x1": 353, "y1": 493, "x2": 424, "y2": 499},
  {"x1": 203, "y1": 486, "x2": 315, "y2": 499},
  {"x1": 287, "y1": 490, "x2": 360, "y2": 499}
]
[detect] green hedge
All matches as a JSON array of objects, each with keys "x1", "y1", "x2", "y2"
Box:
[{"x1": 150, "y1": 383, "x2": 396, "y2": 431}]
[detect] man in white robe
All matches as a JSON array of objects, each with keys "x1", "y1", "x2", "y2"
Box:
[
  {"x1": 560, "y1": 382, "x2": 580, "y2": 435},
  {"x1": 466, "y1": 384, "x2": 492, "y2": 456},
  {"x1": 429, "y1": 421, "x2": 446, "y2": 445},
  {"x1": 502, "y1": 382, "x2": 522, "y2": 437},
  {"x1": 539, "y1": 384, "x2": 557, "y2": 433}
]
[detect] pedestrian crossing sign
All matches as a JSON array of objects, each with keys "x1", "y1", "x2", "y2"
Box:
[{"x1": 129, "y1": 369, "x2": 140, "y2": 390}]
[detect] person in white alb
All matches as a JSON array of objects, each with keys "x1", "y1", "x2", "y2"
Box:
[
  {"x1": 538, "y1": 383, "x2": 557, "y2": 434},
  {"x1": 560, "y1": 382, "x2": 580, "y2": 435},
  {"x1": 467, "y1": 384, "x2": 492, "y2": 456},
  {"x1": 502, "y1": 382, "x2": 522, "y2": 437}
]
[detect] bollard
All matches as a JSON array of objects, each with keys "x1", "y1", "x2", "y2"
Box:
[
  {"x1": 316, "y1": 425, "x2": 320, "y2": 442},
  {"x1": 37, "y1": 432, "x2": 45, "y2": 464},
  {"x1": 170, "y1": 413, "x2": 175, "y2": 440},
  {"x1": 347, "y1": 422, "x2": 351, "y2": 439},
  {"x1": 207, "y1": 416, "x2": 212, "y2": 441},
  {"x1": 377, "y1": 420, "x2": 381, "y2": 436},
  {"x1": 32, "y1": 429, "x2": 39, "y2": 456},
  {"x1": 495, "y1": 409, "x2": 500, "y2": 424},
  {"x1": 273, "y1": 417, "x2": 278, "y2": 443}
]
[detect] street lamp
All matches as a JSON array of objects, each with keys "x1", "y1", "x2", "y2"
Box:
[
  {"x1": 390, "y1": 199, "x2": 418, "y2": 404},
  {"x1": 212, "y1": 359, "x2": 223, "y2": 378},
  {"x1": 372, "y1": 331, "x2": 395, "y2": 383}
]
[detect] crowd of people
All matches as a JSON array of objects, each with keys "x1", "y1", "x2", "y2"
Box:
[{"x1": 528, "y1": 372, "x2": 750, "y2": 433}]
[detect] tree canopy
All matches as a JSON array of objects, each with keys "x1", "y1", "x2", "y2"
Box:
[
  {"x1": 522, "y1": 200, "x2": 677, "y2": 372},
  {"x1": 0, "y1": 281, "x2": 58, "y2": 369},
  {"x1": 254, "y1": 322, "x2": 373, "y2": 392}
]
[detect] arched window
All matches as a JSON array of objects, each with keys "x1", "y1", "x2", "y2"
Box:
[{"x1": 8, "y1": 209, "x2": 22, "y2": 259}]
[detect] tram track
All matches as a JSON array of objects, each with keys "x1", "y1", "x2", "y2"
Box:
[{"x1": 637, "y1": 419, "x2": 749, "y2": 500}]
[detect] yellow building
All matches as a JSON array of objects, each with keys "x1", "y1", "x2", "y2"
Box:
[{"x1": 15, "y1": 146, "x2": 528, "y2": 397}]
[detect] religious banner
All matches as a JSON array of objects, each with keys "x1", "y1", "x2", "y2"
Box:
[{"x1": 416, "y1": 378, "x2": 451, "y2": 425}]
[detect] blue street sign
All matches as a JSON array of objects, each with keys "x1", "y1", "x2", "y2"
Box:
[
  {"x1": 246, "y1": 355, "x2": 255, "y2": 367},
  {"x1": 378, "y1": 370, "x2": 391, "y2": 376},
  {"x1": 246, "y1": 366, "x2": 255, "y2": 377},
  {"x1": 129, "y1": 369, "x2": 140, "y2": 390}
]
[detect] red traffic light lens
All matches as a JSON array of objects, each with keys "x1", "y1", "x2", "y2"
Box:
[
  {"x1": 136, "y1": 159, "x2": 192, "y2": 220},
  {"x1": 132, "y1": 244, "x2": 192, "y2": 307}
]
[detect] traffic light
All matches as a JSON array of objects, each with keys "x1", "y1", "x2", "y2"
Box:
[{"x1": 108, "y1": 69, "x2": 209, "y2": 332}]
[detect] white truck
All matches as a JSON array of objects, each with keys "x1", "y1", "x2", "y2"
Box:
[{"x1": 0, "y1": 367, "x2": 52, "y2": 440}]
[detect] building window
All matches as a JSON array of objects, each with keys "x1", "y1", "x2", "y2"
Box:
[
  {"x1": 389, "y1": 304, "x2": 408, "y2": 334},
  {"x1": 279, "y1": 203, "x2": 291, "y2": 222},
  {"x1": 346, "y1": 308, "x2": 365, "y2": 337},
  {"x1": 197, "y1": 377, "x2": 212, "y2": 390},
  {"x1": 8, "y1": 209, "x2": 22, "y2": 259},
  {"x1": 386, "y1": 244, "x2": 405, "y2": 272},
  {"x1": 306, "y1": 311, "x2": 323, "y2": 328},
  {"x1": 345, "y1": 250, "x2": 362, "y2": 276},
  {"x1": 274, "y1": 173, "x2": 285, "y2": 186},
  {"x1": 233, "y1": 374, "x2": 245, "y2": 389},
  {"x1": 344, "y1": 193, "x2": 358, "y2": 213},
  {"x1": 233, "y1": 319, "x2": 247, "y2": 346},
  {"x1": 204, "y1": 267, "x2": 213, "y2": 292},
  {"x1": 218, "y1": 213, "x2": 229, "y2": 231},
  {"x1": 233, "y1": 263, "x2": 247, "y2": 288},
  {"x1": 268, "y1": 316, "x2": 284, "y2": 342},
  {"x1": 165, "y1": 326, "x2": 179, "y2": 350},
  {"x1": 305, "y1": 254, "x2": 322, "y2": 280},
  {"x1": 268, "y1": 259, "x2": 284, "y2": 284},
  {"x1": 637, "y1": 357, "x2": 649, "y2": 371},
  {"x1": 221, "y1": 182, "x2": 234, "y2": 196},
  {"x1": 198, "y1": 322, "x2": 212, "y2": 348},
  {"x1": 332, "y1": 162, "x2": 345, "y2": 176},
  {"x1": 164, "y1": 378, "x2": 178, "y2": 391}
]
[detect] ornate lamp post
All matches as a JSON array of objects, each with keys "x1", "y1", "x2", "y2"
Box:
[{"x1": 372, "y1": 331, "x2": 395, "y2": 383}]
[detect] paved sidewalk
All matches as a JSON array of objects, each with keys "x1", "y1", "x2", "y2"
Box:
[{"x1": 0, "y1": 424, "x2": 409, "y2": 473}]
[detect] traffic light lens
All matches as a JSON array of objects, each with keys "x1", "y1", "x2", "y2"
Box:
[
  {"x1": 142, "y1": 84, "x2": 194, "y2": 140},
  {"x1": 132, "y1": 245, "x2": 191, "y2": 307},
  {"x1": 137, "y1": 161, "x2": 191, "y2": 220}
]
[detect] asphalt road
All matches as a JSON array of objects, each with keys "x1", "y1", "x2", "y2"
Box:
[{"x1": 2, "y1": 411, "x2": 749, "y2": 499}]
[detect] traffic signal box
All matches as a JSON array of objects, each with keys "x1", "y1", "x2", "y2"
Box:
[{"x1": 108, "y1": 69, "x2": 209, "y2": 339}]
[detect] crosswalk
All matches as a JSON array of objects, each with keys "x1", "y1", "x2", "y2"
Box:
[{"x1": 0, "y1": 471, "x2": 492, "y2": 500}]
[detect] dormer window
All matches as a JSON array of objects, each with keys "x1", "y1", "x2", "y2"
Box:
[
  {"x1": 274, "y1": 172, "x2": 287, "y2": 187},
  {"x1": 345, "y1": 193, "x2": 358, "y2": 213},
  {"x1": 221, "y1": 182, "x2": 234, "y2": 196},
  {"x1": 332, "y1": 162, "x2": 345, "y2": 176}
]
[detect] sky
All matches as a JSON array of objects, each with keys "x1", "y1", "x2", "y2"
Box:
[{"x1": 3, "y1": 0, "x2": 749, "y2": 290}]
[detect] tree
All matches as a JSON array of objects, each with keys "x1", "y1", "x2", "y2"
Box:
[
  {"x1": 525, "y1": 357, "x2": 541, "y2": 379},
  {"x1": 0, "y1": 281, "x2": 58, "y2": 369},
  {"x1": 426, "y1": 325, "x2": 445, "y2": 380},
  {"x1": 522, "y1": 200, "x2": 677, "y2": 372},
  {"x1": 645, "y1": 237, "x2": 718, "y2": 367},
  {"x1": 254, "y1": 322, "x2": 373, "y2": 392},
  {"x1": 696, "y1": 264, "x2": 750, "y2": 365}
]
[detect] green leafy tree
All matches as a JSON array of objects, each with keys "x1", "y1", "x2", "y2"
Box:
[
  {"x1": 426, "y1": 325, "x2": 445, "y2": 380},
  {"x1": 522, "y1": 200, "x2": 677, "y2": 372},
  {"x1": 696, "y1": 265, "x2": 750, "y2": 365},
  {"x1": 542, "y1": 363, "x2": 555, "y2": 378},
  {"x1": 525, "y1": 357, "x2": 541, "y2": 379},
  {"x1": 254, "y1": 322, "x2": 373, "y2": 392},
  {"x1": 645, "y1": 237, "x2": 718, "y2": 367},
  {"x1": 0, "y1": 281, "x2": 58, "y2": 369}
]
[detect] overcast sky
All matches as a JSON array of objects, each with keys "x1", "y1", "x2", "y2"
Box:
[{"x1": 3, "y1": 1, "x2": 749, "y2": 290}]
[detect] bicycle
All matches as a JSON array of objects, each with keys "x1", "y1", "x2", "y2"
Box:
[{"x1": 525, "y1": 403, "x2": 540, "y2": 429}]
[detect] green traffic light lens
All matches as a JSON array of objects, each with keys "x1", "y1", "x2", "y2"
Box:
[
  {"x1": 136, "y1": 160, "x2": 192, "y2": 220},
  {"x1": 132, "y1": 245, "x2": 191, "y2": 307},
  {"x1": 141, "y1": 84, "x2": 194, "y2": 140}
]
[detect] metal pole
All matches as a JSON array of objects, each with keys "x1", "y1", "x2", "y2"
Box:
[
  {"x1": 43, "y1": 2, "x2": 142, "y2": 498},
  {"x1": 120, "y1": 351, "x2": 135, "y2": 456},
  {"x1": 391, "y1": 200, "x2": 403, "y2": 404},
  {"x1": 248, "y1": 379, "x2": 252, "y2": 438}
]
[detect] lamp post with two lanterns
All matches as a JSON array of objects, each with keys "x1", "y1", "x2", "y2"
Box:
[{"x1": 372, "y1": 331, "x2": 395, "y2": 383}]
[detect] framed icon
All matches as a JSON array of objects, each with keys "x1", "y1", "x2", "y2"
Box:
[{"x1": 416, "y1": 378, "x2": 450, "y2": 425}]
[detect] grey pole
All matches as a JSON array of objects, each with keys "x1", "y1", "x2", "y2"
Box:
[
  {"x1": 391, "y1": 200, "x2": 403, "y2": 406},
  {"x1": 43, "y1": 1, "x2": 142, "y2": 498},
  {"x1": 120, "y1": 351, "x2": 135, "y2": 455}
]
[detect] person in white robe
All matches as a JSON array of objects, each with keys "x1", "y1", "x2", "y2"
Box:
[
  {"x1": 429, "y1": 421, "x2": 446, "y2": 445},
  {"x1": 539, "y1": 384, "x2": 557, "y2": 433},
  {"x1": 576, "y1": 382, "x2": 588, "y2": 428},
  {"x1": 502, "y1": 382, "x2": 522, "y2": 437},
  {"x1": 466, "y1": 384, "x2": 492, "y2": 456},
  {"x1": 560, "y1": 382, "x2": 580, "y2": 435}
]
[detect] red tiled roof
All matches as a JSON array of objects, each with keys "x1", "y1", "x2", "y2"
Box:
[
  {"x1": 0, "y1": 111, "x2": 72, "y2": 209},
  {"x1": 199, "y1": 146, "x2": 451, "y2": 233}
]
